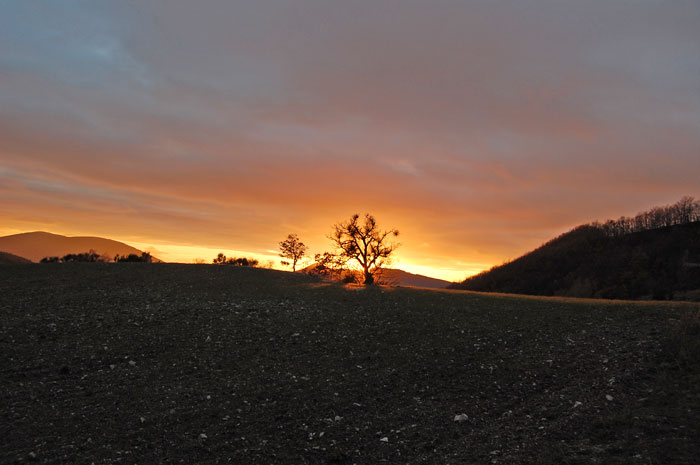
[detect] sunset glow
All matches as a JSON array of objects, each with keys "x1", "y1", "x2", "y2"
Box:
[{"x1": 2, "y1": 1, "x2": 699, "y2": 281}]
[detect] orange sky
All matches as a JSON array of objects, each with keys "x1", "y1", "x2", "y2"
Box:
[{"x1": 1, "y1": 1, "x2": 699, "y2": 281}]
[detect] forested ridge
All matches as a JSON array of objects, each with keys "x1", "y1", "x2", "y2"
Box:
[{"x1": 451, "y1": 198, "x2": 700, "y2": 301}]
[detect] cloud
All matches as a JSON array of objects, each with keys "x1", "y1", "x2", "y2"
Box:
[{"x1": 1, "y1": 0, "x2": 699, "y2": 280}]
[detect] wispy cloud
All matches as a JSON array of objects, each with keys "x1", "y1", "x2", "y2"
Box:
[{"x1": 1, "y1": 0, "x2": 699, "y2": 280}]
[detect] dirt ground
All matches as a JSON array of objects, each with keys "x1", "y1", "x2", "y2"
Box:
[{"x1": 1, "y1": 264, "x2": 698, "y2": 464}]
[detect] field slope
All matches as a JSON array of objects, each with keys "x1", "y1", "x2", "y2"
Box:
[{"x1": 1, "y1": 264, "x2": 698, "y2": 464}]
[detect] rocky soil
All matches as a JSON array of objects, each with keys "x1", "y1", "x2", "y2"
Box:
[{"x1": 1, "y1": 264, "x2": 698, "y2": 464}]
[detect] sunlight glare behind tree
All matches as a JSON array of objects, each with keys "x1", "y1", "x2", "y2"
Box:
[{"x1": 331, "y1": 213, "x2": 399, "y2": 285}]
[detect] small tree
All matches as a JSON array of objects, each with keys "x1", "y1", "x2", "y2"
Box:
[
  {"x1": 114, "y1": 252, "x2": 152, "y2": 263},
  {"x1": 60, "y1": 249, "x2": 104, "y2": 262},
  {"x1": 310, "y1": 251, "x2": 347, "y2": 281},
  {"x1": 279, "y1": 233, "x2": 307, "y2": 272},
  {"x1": 212, "y1": 253, "x2": 258, "y2": 267},
  {"x1": 330, "y1": 213, "x2": 399, "y2": 285},
  {"x1": 228, "y1": 257, "x2": 258, "y2": 267}
]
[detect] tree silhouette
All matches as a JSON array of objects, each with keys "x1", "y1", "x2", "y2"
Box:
[
  {"x1": 228, "y1": 257, "x2": 258, "y2": 267},
  {"x1": 212, "y1": 253, "x2": 258, "y2": 267},
  {"x1": 114, "y1": 252, "x2": 153, "y2": 263},
  {"x1": 310, "y1": 251, "x2": 347, "y2": 281},
  {"x1": 330, "y1": 213, "x2": 399, "y2": 285},
  {"x1": 279, "y1": 233, "x2": 307, "y2": 272},
  {"x1": 593, "y1": 196, "x2": 700, "y2": 237},
  {"x1": 60, "y1": 249, "x2": 103, "y2": 262}
]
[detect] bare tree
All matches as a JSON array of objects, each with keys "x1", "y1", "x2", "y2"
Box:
[
  {"x1": 279, "y1": 233, "x2": 307, "y2": 272},
  {"x1": 310, "y1": 251, "x2": 347, "y2": 281},
  {"x1": 330, "y1": 213, "x2": 399, "y2": 285},
  {"x1": 595, "y1": 196, "x2": 700, "y2": 237}
]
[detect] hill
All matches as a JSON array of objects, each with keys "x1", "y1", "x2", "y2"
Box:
[
  {"x1": 450, "y1": 221, "x2": 700, "y2": 300},
  {"x1": 0, "y1": 231, "x2": 159, "y2": 263},
  {"x1": 0, "y1": 251, "x2": 32, "y2": 264},
  {"x1": 379, "y1": 268, "x2": 451, "y2": 288},
  {"x1": 300, "y1": 264, "x2": 450, "y2": 288},
  {"x1": 0, "y1": 264, "x2": 697, "y2": 464}
]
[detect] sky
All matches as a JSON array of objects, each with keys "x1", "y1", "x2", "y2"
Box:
[{"x1": 1, "y1": 0, "x2": 699, "y2": 281}]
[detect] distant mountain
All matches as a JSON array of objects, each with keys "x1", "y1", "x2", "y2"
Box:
[
  {"x1": 300, "y1": 264, "x2": 450, "y2": 289},
  {"x1": 378, "y1": 268, "x2": 451, "y2": 289},
  {"x1": 0, "y1": 231, "x2": 159, "y2": 263},
  {"x1": 450, "y1": 221, "x2": 700, "y2": 301},
  {"x1": 0, "y1": 251, "x2": 32, "y2": 264}
]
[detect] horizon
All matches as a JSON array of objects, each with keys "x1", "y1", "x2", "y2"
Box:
[
  {"x1": 3, "y1": 194, "x2": 698, "y2": 282},
  {"x1": 2, "y1": 1, "x2": 699, "y2": 282},
  {"x1": 0, "y1": 228, "x2": 470, "y2": 281}
]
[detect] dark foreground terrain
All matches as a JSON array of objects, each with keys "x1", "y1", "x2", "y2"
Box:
[{"x1": 1, "y1": 264, "x2": 699, "y2": 464}]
